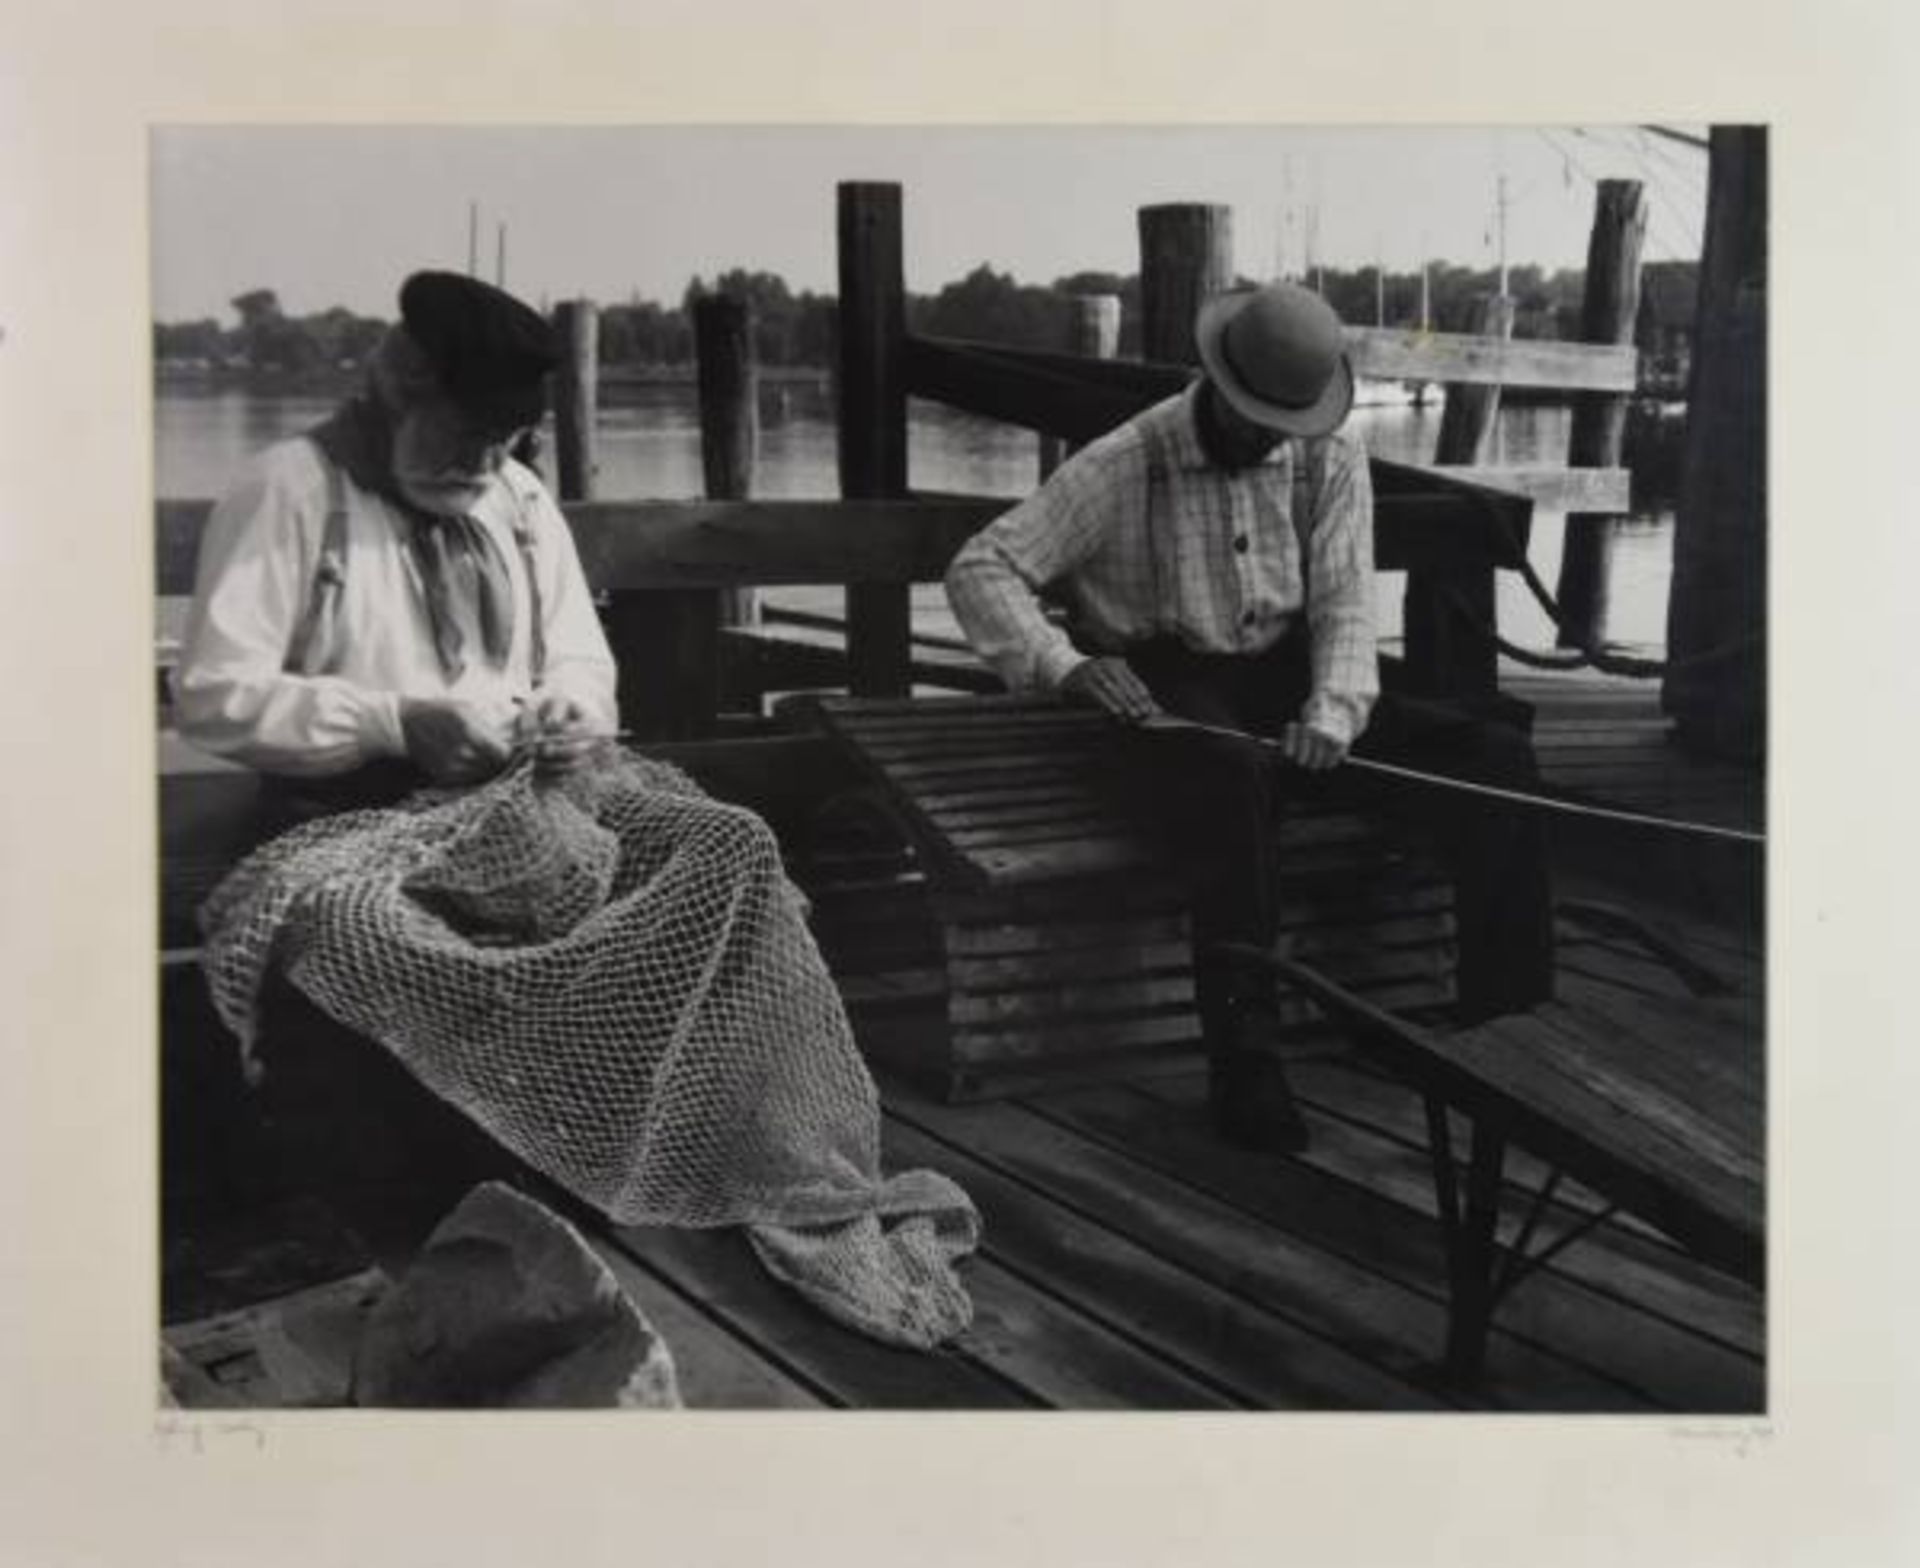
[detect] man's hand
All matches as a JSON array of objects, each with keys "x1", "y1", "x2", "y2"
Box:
[
  {"x1": 1059, "y1": 657, "x2": 1160, "y2": 723},
  {"x1": 1278, "y1": 720, "x2": 1349, "y2": 772},
  {"x1": 514, "y1": 690, "x2": 604, "y2": 777},
  {"x1": 399, "y1": 697, "x2": 514, "y2": 785}
]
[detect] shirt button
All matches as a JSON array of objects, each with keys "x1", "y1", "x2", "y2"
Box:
[{"x1": 1233, "y1": 534, "x2": 1249, "y2": 553}]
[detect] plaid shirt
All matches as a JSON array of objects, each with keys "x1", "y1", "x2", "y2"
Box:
[{"x1": 945, "y1": 385, "x2": 1380, "y2": 744}]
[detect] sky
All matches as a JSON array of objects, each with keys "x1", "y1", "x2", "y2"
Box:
[{"x1": 149, "y1": 124, "x2": 1709, "y2": 324}]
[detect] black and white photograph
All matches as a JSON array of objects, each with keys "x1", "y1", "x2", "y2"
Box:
[
  {"x1": 151, "y1": 122, "x2": 1765, "y2": 1415},
  {"x1": 6, "y1": 3, "x2": 1919, "y2": 1562}
]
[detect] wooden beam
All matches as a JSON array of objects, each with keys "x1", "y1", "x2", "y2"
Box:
[
  {"x1": 694, "y1": 291, "x2": 761, "y2": 635},
  {"x1": 1345, "y1": 326, "x2": 1637, "y2": 394},
  {"x1": 1039, "y1": 293, "x2": 1122, "y2": 478},
  {"x1": 152, "y1": 498, "x2": 1003, "y2": 596},
  {"x1": 605, "y1": 589, "x2": 720, "y2": 741},
  {"x1": 1664, "y1": 127, "x2": 1767, "y2": 759},
  {"x1": 903, "y1": 334, "x2": 1158, "y2": 443},
  {"x1": 1429, "y1": 466, "x2": 1632, "y2": 513},
  {"x1": 837, "y1": 181, "x2": 912, "y2": 699},
  {"x1": 922, "y1": 337, "x2": 1191, "y2": 402},
  {"x1": 551, "y1": 299, "x2": 599, "y2": 501},
  {"x1": 155, "y1": 473, "x2": 1532, "y2": 599},
  {"x1": 1137, "y1": 204, "x2": 1233, "y2": 366},
  {"x1": 1556, "y1": 180, "x2": 1650, "y2": 646},
  {"x1": 959, "y1": 330, "x2": 1633, "y2": 403},
  {"x1": 1410, "y1": 293, "x2": 1519, "y2": 700},
  {"x1": 566, "y1": 499, "x2": 1002, "y2": 589}
]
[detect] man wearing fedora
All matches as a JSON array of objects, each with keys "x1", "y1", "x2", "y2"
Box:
[
  {"x1": 176, "y1": 270, "x2": 616, "y2": 805},
  {"x1": 946, "y1": 280, "x2": 1553, "y2": 1153}
]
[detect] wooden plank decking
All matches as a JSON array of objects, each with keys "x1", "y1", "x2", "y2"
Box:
[
  {"x1": 559, "y1": 896, "x2": 1763, "y2": 1413},
  {"x1": 1512, "y1": 668, "x2": 1763, "y2": 834},
  {"x1": 163, "y1": 845, "x2": 1764, "y2": 1416},
  {"x1": 159, "y1": 666, "x2": 1766, "y2": 1413}
]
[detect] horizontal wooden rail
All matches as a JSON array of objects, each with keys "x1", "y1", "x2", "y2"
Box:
[
  {"x1": 903, "y1": 334, "x2": 1156, "y2": 444},
  {"x1": 1345, "y1": 327, "x2": 1638, "y2": 394},
  {"x1": 155, "y1": 498, "x2": 1001, "y2": 597},
  {"x1": 906, "y1": 329, "x2": 1639, "y2": 441},
  {"x1": 1436, "y1": 466, "x2": 1632, "y2": 513},
  {"x1": 909, "y1": 334, "x2": 1190, "y2": 407},
  {"x1": 156, "y1": 462, "x2": 1529, "y2": 598}
]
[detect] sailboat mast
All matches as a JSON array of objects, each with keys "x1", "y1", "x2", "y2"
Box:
[{"x1": 1496, "y1": 172, "x2": 1510, "y2": 295}]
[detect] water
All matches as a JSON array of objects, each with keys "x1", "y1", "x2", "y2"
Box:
[{"x1": 155, "y1": 384, "x2": 1674, "y2": 652}]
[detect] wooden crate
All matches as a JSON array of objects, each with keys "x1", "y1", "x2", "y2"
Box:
[{"x1": 795, "y1": 694, "x2": 1458, "y2": 1101}]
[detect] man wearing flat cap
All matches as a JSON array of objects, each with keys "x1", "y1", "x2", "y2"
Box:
[
  {"x1": 176, "y1": 270, "x2": 616, "y2": 800},
  {"x1": 946, "y1": 280, "x2": 1553, "y2": 1152}
]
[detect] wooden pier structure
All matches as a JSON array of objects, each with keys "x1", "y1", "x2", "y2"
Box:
[{"x1": 156, "y1": 168, "x2": 1764, "y2": 1411}]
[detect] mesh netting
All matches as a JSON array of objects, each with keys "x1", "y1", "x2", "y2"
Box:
[{"x1": 198, "y1": 748, "x2": 978, "y2": 1348}]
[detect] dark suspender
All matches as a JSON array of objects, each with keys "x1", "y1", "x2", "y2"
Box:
[
  {"x1": 284, "y1": 450, "x2": 547, "y2": 684},
  {"x1": 284, "y1": 453, "x2": 350, "y2": 673},
  {"x1": 1141, "y1": 426, "x2": 1318, "y2": 638},
  {"x1": 510, "y1": 498, "x2": 547, "y2": 686}
]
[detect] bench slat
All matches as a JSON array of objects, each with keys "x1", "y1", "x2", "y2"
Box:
[
  {"x1": 954, "y1": 1011, "x2": 1204, "y2": 1064},
  {"x1": 952, "y1": 976, "x2": 1199, "y2": 1027},
  {"x1": 807, "y1": 692, "x2": 1458, "y2": 1099},
  {"x1": 950, "y1": 941, "x2": 1194, "y2": 990}
]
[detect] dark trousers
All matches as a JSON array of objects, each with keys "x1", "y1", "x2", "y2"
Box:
[{"x1": 1117, "y1": 636, "x2": 1555, "y2": 1026}]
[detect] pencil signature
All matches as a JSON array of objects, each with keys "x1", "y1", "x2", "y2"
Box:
[
  {"x1": 1667, "y1": 1421, "x2": 1773, "y2": 1458},
  {"x1": 152, "y1": 1415, "x2": 269, "y2": 1454}
]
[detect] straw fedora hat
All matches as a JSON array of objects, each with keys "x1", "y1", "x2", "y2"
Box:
[{"x1": 1194, "y1": 281, "x2": 1354, "y2": 439}]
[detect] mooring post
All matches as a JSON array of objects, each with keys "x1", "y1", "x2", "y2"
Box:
[
  {"x1": 836, "y1": 181, "x2": 911, "y2": 697},
  {"x1": 1411, "y1": 291, "x2": 1517, "y2": 699},
  {"x1": 551, "y1": 299, "x2": 599, "y2": 502},
  {"x1": 1039, "y1": 291, "x2": 1123, "y2": 478},
  {"x1": 694, "y1": 292, "x2": 760, "y2": 633},
  {"x1": 579, "y1": 285, "x2": 718, "y2": 740},
  {"x1": 1138, "y1": 204, "x2": 1234, "y2": 366},
  {"x1": 1555, "y1": 179, "x2": 1649, "y2": 650},
  {"x1": 555, "y1": 296, "x2": 690, "y2": 738},
  {"x1": 1663, "y1": 127, "x2": 1766, "y2": 761}
]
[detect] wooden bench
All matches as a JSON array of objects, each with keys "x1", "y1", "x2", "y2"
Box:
[
  {"x1": 793, "y1": 692, "x2": 1464, "y2": 1102},
  {"x1": 1238, "y1": 943, "x2": 1764, "y2": 1385}
]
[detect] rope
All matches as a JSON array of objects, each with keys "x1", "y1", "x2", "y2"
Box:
[
  {"x1": 1439, "y1": 573, "x2": 1764, "y2": 679},
  {"x1": 1138, "y1": 713, "x2": 1765, "y2": 846},
  {"x1": 1433, "y1": 477, "x2": 1764, "y2": 679}
]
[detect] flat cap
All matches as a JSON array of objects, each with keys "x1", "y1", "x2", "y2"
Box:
[{"x1": 399, "y1": 270, "x2": 560, "y2": 433}]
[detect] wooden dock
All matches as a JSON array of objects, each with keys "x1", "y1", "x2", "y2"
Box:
[
  {"x1": 156, "y1": 172, "x2": 1764, "y2": 1415},
  {"x1": 161, "y1": 666, "x2": 1763, "y2": 1413},
  {"x1": 163, "y1": 902, "x2": 1762, "y2": 1413}
]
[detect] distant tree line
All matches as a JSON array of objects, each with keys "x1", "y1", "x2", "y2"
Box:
[
  {"x1": 155, "y1": 261, "x2": 1700, "y2": 379},
  {"x1": 155, "y1": 289, "x2": 388, "y2": 376}
]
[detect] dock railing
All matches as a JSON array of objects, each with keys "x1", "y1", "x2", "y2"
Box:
[
  {"x1": 833, "y1": 181, "x2": 1646, "y2": 707},
  {"x1": 156, "y1": 177, "x2": 1658, "y2": 745},
  {"x1": 154, "y1": 475, "x2": 1530, "y2": 743}
]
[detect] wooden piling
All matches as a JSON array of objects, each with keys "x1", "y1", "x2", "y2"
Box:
[
  {"x1": 1432, "y1": 293, "x2": 1515, "y2": 467},
  {"x1": 1664, "y1": 128, "x2": 1766, "y2": 760},
  {"x1": 557, "y1": 295, "x2": 708, "y2": 738},
  {"x1": 550, "y1": 299, "x2": 599, "y2": 502},
  {"x1": 1138, "y1": 205, "x2": 1234, "y2": 366},
  {"x1": 837, "y1": 182, "x2": 912, "y2": 697},
  {"x1": 1409, "y1": 291, "x2": 1517, "y2": 699},
  {"x1": 1555, "y1": 180, "x2": 1649, "y2": 649},
  {"x1": 1039, "y1": 292, "x2": 1122, "y2": 477},
  {"x1": 694, "y1": 292, "x2": 761, "y2": 631}
]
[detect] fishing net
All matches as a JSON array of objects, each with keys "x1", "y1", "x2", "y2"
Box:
[{"x1": 198, "y1": 748, "x2": 978, "y2": 1349}]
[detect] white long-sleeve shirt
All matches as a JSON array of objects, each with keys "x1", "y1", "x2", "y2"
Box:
[
  {"x1": 174, "y1": 437, "x2": 617, "y2": 776},
  {"x1": 944, "y1": 386, "x2": 1380, "y2": 745}
]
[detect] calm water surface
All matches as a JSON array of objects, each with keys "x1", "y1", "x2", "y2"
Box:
[{"x1": 155, "y1": 384, "x2": 1674, "y2": 652}]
